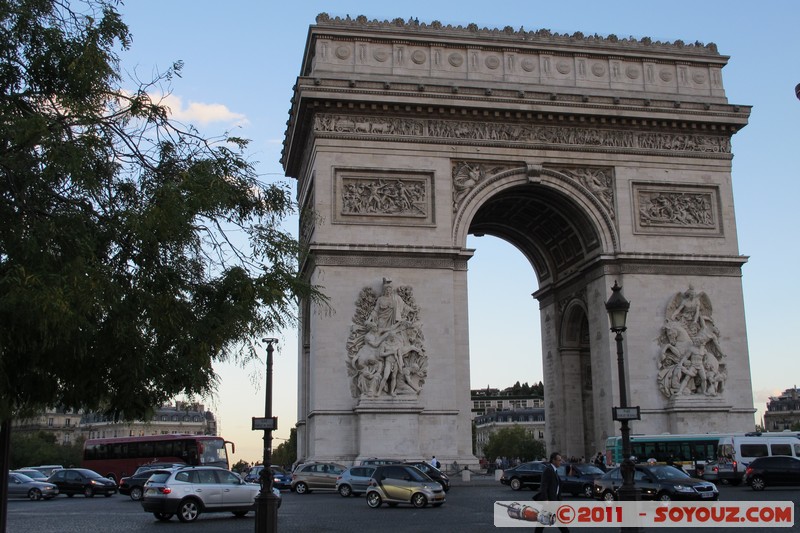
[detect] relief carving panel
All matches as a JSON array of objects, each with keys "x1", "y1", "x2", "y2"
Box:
[
  {"x1": 334, "y1": 168, "x2": 434, "y2": 225},
  {"x1": 345, "y1": 279, "x2": 428, "y2": 399},
  {"x1": 633, "y1": 182, "x2": 721, "y2": 236}
]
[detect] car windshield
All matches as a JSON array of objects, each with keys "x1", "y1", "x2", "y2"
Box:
[
  {"x1": 13, "y1": 473, "x2": 34, "y2": 482},
  {"x1": 650, "y1": 466, "x2": 690, "y2": 480},
  {"x1": 404, "y1": 467, "x2": 429, "y2": 482},
  {"x1": 146, "y1": 472, "x2": 171, "y2": 483},
  {"x1": 77, "y1": 469, "x2": 104, "y2": 479},
  {"x1": 580, "y1": 465, "x2": 605, "y2": 475}
]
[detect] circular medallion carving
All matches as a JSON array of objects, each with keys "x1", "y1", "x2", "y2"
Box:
[
  {"x1": 556, "y1": 60, "x2": 571, "y2": 75},
  {"x1": 448, "y1": 53, "x2": 464, "y2": 67},
  {"x1": 626, "y1": 66, "x2": 640, "y2": 79},
  {"x1": 411, "y1": 49, "x2": 427, "y2": 64},
  {"x1": 485, "y1": 55, "x2": 501, "y2": 70},
  {"x1": 659, "y1": 69, "x2": 674, "y2": 82},
  {"x1": 335, "y1": 46, "x2": 351, "y2": 60},
  {"x1": 521, "y1": 58, "x2": 536, "y2": 72},
  {"x1": 692, "y1": 71, "x2": 707, "y2": 84},
  {"x1": 591, "y1": 63, "x2": 606, "y2": 77},
  {"x1": 373, "y1": 48, "x2": 389, "y2": 62}
]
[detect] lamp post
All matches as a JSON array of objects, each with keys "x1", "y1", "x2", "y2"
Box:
[
  {"x1": 605, "y1": 281, "x2": 641, "y2": 532},
  {"x1": 255, "y1": 338, "x2": 279, "y2": 533}
]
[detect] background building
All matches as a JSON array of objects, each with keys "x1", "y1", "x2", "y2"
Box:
[
  {"x1": 13, "y1": 401, "x2": 217, "y2": 442},
  {"x1": 764, "y1": 388, "x2": 800, "y2": 431},
  {"x1": 471, "y1": 385, "x2": 546, "y2": 458}
]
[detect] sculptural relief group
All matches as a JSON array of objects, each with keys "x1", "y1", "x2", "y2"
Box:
[
  {"x1": 657, "y1": 286, "x2": 727, "y2": 398},
  {"x1": 346, "y1": 279, "x2": 428, "y2": 400}
]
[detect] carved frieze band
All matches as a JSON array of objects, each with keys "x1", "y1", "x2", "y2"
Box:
[
  {"x1": 333, "y1": 168, "x2": 434, "y2": 226},
  {"x1": 632, "y1": 182, "x2": 721, "y2": 236},
  {"x1": 314, "y1": 113, "x2": 731, "y2": 156},
  {"x1": 313, "y1": 253, "x2": 468, "y2": 271},
  {"x1": 593, "y1": 263, "x2": 744, "y2": 278}
]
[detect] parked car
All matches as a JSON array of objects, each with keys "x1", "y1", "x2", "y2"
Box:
[
  {"x1": 499, "y1": 461, "x2": 546, "y2": 491},
  {"x1": 336, "y1": 465, "x2": 377, "y2": 497},
  {"x1": 23, "y1": 465, "x2": 63, "y2": 477},
  {"x1": 359, "y1": 458, "x2": 403, "y2": 466},
  {"x1": 244, "y1": 465, "x2": 291, "y2": 490},
  {"x1": 366, "y1": 464, "x2": 446, "y2": 508},
  {"x1": 557, "y1": 463, "x2": 606, "y2": 498},
  {"x1": 141, "y1": 466, "x2": 277, "y2": 523},
  {"x1": 47, "y1": 468, "x2": 117, "y2": 497},
  {"x1": 119, "y1": 469, "x2": 173, "y2": 501},
  {"x1": 133, "y1": 463, "x2": 185, "y2": 476},
  {"x1": 7, "y1": 472, "x2": 59, "y2": 500},
  {"x1": 12, "y1": 469, "x2": 50, "y2": 483},
  {"x1": 291, "y1": 462, "x2": 346, "y2": 494},
  {"x1": 404, "y1": 461, "x2": 450, "y2": 492},
  {"x1": 743, "y1": 455, "x2": 800, "y2": 491},
  {"x1": 593, "y1": 465, "x2": 718, "y2": 502}
]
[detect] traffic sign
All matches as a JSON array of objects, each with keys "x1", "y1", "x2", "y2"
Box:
[
  {"x1": 252, "y1": 416, "x2": 278, "y2": 430},
  {"x1": 612, "y1": 407, "x2": 641, "y2": 421}
]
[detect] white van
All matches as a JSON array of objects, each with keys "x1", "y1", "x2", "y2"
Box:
[{"x1": 716, "y1": 435, "x2": 800, "y2": 483}]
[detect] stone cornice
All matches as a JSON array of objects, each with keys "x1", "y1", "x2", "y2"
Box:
[
  {"x1": 307, "y1": 243, "x2": 473, "y2": 271},
  {"x1": 314, "y1": 13, "x2": 722, "y2": 58}
]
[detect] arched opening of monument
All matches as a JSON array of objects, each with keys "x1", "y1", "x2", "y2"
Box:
[{"x1": 466, "y1": 181, "x2": 603, "y2": 460}]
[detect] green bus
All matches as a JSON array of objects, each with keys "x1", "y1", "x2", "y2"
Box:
[{"x1": 604, "y1": 433, "x2": 731, "y2": 473}]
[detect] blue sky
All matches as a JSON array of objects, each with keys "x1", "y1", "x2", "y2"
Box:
[{"x1": 116, "y1": 1, "x2": 800, "y2": 463}]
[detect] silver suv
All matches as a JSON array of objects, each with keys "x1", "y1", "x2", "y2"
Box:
[{"x1": 141, "y1": 466, "x2": 277, "y2": 523}]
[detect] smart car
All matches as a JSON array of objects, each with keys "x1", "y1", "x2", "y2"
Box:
[{"x1": 366, "y1": 464, "x2": 445, "y2": 508}]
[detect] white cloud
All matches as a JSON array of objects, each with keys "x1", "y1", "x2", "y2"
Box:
[{"x1": 160, "y1": 94, "x2": 248, "y2": 127}]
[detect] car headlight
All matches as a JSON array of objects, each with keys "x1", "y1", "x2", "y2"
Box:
[{"x1": 673, "y1": 484, "x2": 694, "y2": 492}]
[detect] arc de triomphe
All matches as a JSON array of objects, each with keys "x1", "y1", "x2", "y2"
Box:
[{"x1": 282, "y1": 15, "x2": 755, "y2": 466}]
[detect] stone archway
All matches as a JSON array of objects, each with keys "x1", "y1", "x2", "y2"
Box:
[{"x1": 283, "y1": 15, "x2": 756, "y2": 467}]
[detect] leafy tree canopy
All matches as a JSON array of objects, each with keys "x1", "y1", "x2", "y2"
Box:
[
  {"x1": 0, "y1": 0, "x2": 323, "y2": 422},
  {"x1": 483, "y1": 425, "x2": 546, "y2": 462}
]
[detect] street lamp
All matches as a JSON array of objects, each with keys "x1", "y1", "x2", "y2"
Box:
[
  {"x1": 605, "y1": 281, "x2": 640, "y2": 518},
  {"x1": 255, "y1": 338, "x2": 279, "y2": 533}
]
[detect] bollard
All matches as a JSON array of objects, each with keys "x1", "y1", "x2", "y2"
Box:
[
  {"x1": 495, "y1": 469, "x2": 503, "y2": 481},
  {"x1": 461, "y1": 467, "x2": 471, "y2": 482}
]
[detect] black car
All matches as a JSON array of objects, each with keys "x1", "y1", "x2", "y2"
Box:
[
  {"x1": 48, "y1": 468, "x2": 117, "y2": 497},
  {"x1": 743, "y1": 455, "x2": 800, "y2": 491},
  {"x1": 557, "y1": 463, "x2": 606, "y2": 498},
  {"x1": 593, "y1": 465, "x2": 718, "y2": 502},
  {"x1": 499, "y1": 461, "x2": 545, "y2": 491},
  {"x1": 404, "y1": 461, "x2": 450, "y2": 492},
  {"x1": 119, "y1": 469, "x2": 172, "y2": 501}
]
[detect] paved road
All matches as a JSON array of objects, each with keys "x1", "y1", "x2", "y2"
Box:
[{"x1": 5, "y1": 475, "x2": 799, "y2": 532}]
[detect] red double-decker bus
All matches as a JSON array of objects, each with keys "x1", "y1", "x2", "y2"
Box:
[{"x1": 81, "y1": 434, "x2": 235, "y2": 480}]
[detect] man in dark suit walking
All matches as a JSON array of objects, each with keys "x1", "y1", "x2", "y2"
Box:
[{"x1": 534, "y1": 452, "x2": 569, "y2": 533}]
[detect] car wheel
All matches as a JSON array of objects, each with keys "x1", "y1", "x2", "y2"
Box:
[
  {"x1": 130, "y1": 487, "x2": 143, "y2": 501},
  {"x1": 83, "y1": 487, "x2": 94, "y2": 498},
  {"x1": 338, "y1": 484, "x2": 352, "y2": 497},
  {"x1": 583, "y1": 485, "x2": 594, "y2": 499},
  {"x1": 294, "y1": 482, "x2": 309, "y2": 494},
  {"x1": 411, "y1": 492, "x2": 427, "y2": 508},
  {"x1": 153, "y1": 512, "x2": 173, "y2": 522},
  {"x1": 603, "y1": 490, "x2": 616, "y2": 502},
  {"x1": 28, "y1": 489, "x2": 42, "y2": 501},
  {"x1": 177, "y1": 498, "x2": 201, "y2": 523},
  {"x1": 656, "y1": 492, "x2": 672, "y2": 502},
  {"x1": 366, "y1": 492, "x2": 382, "y2": 508},
  {"x1": 510, "y1": 478, "x2": 522, "y2": 491},
  {"x1": 750, "y1": 476, "x2": 766, "y2": 491},
  {"x1": 232, "y1": 511, "x2": 248, "y2": 517}
]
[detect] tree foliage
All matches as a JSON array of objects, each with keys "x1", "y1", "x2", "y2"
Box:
[
  {"x1": 270, "y1": 427, "x2": 297, "y2": 468},
  {"x1": 0, "y1": 0, "x2": 323, "y2": 422},
  {"x1": 482, "y1": 425, "x2": 546, "y2": 462},
  {"x1": 10, "y1": 431, "x2": 84, "y2": 469}
]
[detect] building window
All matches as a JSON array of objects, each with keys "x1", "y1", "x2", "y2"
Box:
[
  {"x1": 65, "y1": 418, "x2": 71, "y2": 426},
  {"x1": 47, "y1": 418, "x2": 54, "y2": 426}
]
